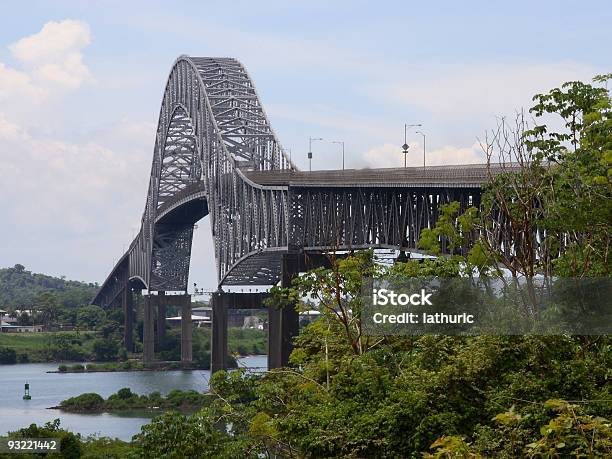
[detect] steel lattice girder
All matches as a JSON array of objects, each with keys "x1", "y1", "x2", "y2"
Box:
[{"x1": 92, "y1": 56, "x2": 494, "y2": 307}]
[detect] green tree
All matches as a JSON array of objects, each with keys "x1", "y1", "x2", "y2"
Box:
[
  {"x1": 10, "y1": 419, "x2": 82, "y2": 459},
  {"x1": 132, "y1": 410, "x2": 256, "y2": 458},
  {"x1": 92, "y1": 337, "x2": 119, "y2": 361},
  {"x1": 76, "y1": 305, "x2": 106, "y2": 329},
  {"x1": 36, "y1": 292, "x2": 60, "y2": 328},
  {"x1": 16, "y1": 311, "x2": 33, "y2": 326}
]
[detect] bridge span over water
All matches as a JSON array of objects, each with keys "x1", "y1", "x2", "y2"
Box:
[{"x1": 92, "y1": 56, "x2": 504, "y2": 370}]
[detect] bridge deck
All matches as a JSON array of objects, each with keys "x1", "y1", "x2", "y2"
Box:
[{"x1": 244, "y1": 164, "x2": 511, "y2": 188}]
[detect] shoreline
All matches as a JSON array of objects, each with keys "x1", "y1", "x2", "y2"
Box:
[
  {"x1": 47, "y1": 365, "x2": 203, "y2": 374},
  {"x1": 46, "y1": 354, "x2": 266, "y2": 373},
  {"x1": 45, "y1": 405, "x2": 200, "y2": 415}
]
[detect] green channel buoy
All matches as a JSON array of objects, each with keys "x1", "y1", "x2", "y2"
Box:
[{"x1": 23, "y1": 382, "x2": 31, "y2": 400}]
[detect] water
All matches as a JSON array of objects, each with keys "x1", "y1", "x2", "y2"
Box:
[{"x1": 0, "y1": 356, "x2": 267, "y2": 441}]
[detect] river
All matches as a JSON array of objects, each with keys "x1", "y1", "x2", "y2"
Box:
[{"x1": 0, "y1": 355, "x2": 267, "y2": 441}]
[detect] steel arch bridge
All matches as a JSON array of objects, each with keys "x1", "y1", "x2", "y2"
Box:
[
  {"x1": 92, "y1": 56, "x2": 503, "y2": 368},
  {"x1": 94, "y1": 56, "x2": 294, "y2": 306},
  {"x1": 93, "y1": 55, "x2": 498, "y2": 307}
]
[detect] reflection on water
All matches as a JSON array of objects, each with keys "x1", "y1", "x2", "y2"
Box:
[{"x1": 0, "y1": 355, "x2": 267, "y2": 441}]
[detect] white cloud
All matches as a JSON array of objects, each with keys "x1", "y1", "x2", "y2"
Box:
[
  {"x1": 0, "y1": 113, "x2": 28, "y2": 141},
  {"x1": 0, "y1": 21, "x2": 150, "y2": 282},
  {"x1": 369, "y1": 61, "x2": 597, "y2": 117},
  {"x1": 0, "y1": 115, "x2": 148, "y2": 232},
  {"x1": 0, "y1": 63, "x2": 44, "y2": 101},
  {"x1": 0, "y1": 19, "x2": 93, "y2": 109},
  {"x1": 361, "y1": 141, "x2": 485, "y2": 169},
  {"x1": 8, "y1": 19, "x2": 92, "y2": 89}
]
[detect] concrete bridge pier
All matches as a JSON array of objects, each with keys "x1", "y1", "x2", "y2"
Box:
[
  {"x1": 121, "y1": 287, "x2": 134, "y2": 352},
  {"x1": 142, "y1": 293, "x2": 192, "y2": 366},
  {"x1": 143, "y1": 295, "x2": 155, "y2": 364},
  {"x1": 179, "y1": 295, "x2": 193, "y2": 365},
  {"x1": 210, "y1": 291, "x2": 271, "y2": 374},
  {"x1": 156, "y1": 292, "x2": 166, "y2": 348},
  {"x1": 268, "y1": 252, "x2": 300, "y2": 369},
  {"x1": 211, "y1": 292, "x2": 228, "y2": 373}
]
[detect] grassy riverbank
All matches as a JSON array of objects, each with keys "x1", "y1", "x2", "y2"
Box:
[
  {"x1": 0, "y1": 328, "x2": 267, "y2": 366},
  {"x1": 0, "y1": 331, "x2": 98, "y2": 363}
]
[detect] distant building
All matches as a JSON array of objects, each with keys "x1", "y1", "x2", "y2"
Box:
[
  {"x1": 242, "y1": 315, "x2": 264, "y2": 330},
  {"x1": 0, "y1": 323, "x2": 44, "y2": 333},
  {"x1": 166, "y1": 306, "x2": 211, "y2": 328}
]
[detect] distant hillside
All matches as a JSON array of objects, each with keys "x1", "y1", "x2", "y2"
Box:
[{"x1": 0, "y1": 264, "x2": 98, "y2": 310}]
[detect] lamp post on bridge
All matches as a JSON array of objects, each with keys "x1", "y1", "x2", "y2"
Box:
[
  {"x1": 331, "y1": 140, "x2": 345, "y2": 170},
  {"x1": 402, "y1": 123, "x2": 422, "y2": 168},
  {"x1": 308, "y1": 137, "x2": 323, "y2": 172}
]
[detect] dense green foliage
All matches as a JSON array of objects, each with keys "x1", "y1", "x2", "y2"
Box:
[
  {"x1": 60, "y1": 393, "x2": 105, "y2": 412},
  {"x1": 6, "y1": 419, "x2": 132, "y2": 459},
  {"x1": 0, "y1": 264, "x2": 97, "y2": 311},
  {"x1": 125, "y1": 76, "x2": 612, "y2": 457},
  {"x1": 59, "y1": 388, "x2": 210, "y2": 413},
  {"x1": 8, "y1": 419, "x2": 83, "y2": 459},
  {"x1": 0, "y1": 346, "x2": 17, "y2": 363},
  {"x1": 0, "y1": 265, "x2": 128, "y2": 364}
]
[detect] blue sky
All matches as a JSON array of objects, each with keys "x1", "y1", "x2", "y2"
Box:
[{"x1": 0, "y1": 1, "x2": 610, "y2": 289}]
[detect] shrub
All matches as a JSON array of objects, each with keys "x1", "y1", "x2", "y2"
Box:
[
  {"x1": 0, "y1": 346, "x2": 17, "y2": 364},
  {"x1": 10, "y1": 419, "x2": 82, "y2": 458},
  {"x1": 117, "y1": 347, "x2": 128, "y2": 361},
  {"x1": 58, "y1": 364, "x2": 68, "y2": 372},
  {"x1": 115, "y1": 388, "x2": 135, "y2": 400},
  {"x1": 92, "y1": 337, "x2": 119, "y2": 361},
  {"x1": 236, "y1": 344, "x2": 249, "y2": 356},
  {"x1": 60, "y1": 393, "x2": 104, "y2": 412}
]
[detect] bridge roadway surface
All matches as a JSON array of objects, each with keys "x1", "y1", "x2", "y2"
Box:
[{"x1": 244, "y1": 164, "x2": 503, "y2": 188}]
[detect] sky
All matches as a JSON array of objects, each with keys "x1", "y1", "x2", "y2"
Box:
[{"x1": 0, "y1": 0, "x2": 610, "y2": 290}]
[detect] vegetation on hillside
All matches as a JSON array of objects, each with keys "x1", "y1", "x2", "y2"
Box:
[{"x1": 0, "y1": 264, "x2": 97, "y2": 311}]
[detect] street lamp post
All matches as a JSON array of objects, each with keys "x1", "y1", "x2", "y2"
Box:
[
  {"x1": 308, "y1": 137, "x2": 323, "y2": 172},
  {"x1": 416, "y1": 130, "x2": 426, "y2": 170},
  {"x1": 403, "y1": 123, "x2": 422, "y2": 168},
  {"x1": 331, "y1": 141, "x2": 345, "y2": 170}
]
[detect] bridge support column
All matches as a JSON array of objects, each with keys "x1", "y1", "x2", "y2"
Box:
[
  {"x1": 156, "y1": 292, "x2": 166, "y2": 348},
  {"x1": 143, "y1": 295, "x2": 155, "y2": 365},
  {"x1": 180, "y1": 295, "x2": 193, "y2": 365},
  {"x1": 268, "y1": 253, "x2": 300, "y2": 369},
  {"x1": 211, "y1": 292, "x2": 228, "y2": 374},
  {"x1": 122, "y1": 287, "x2": 134, "y2": 352}
]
